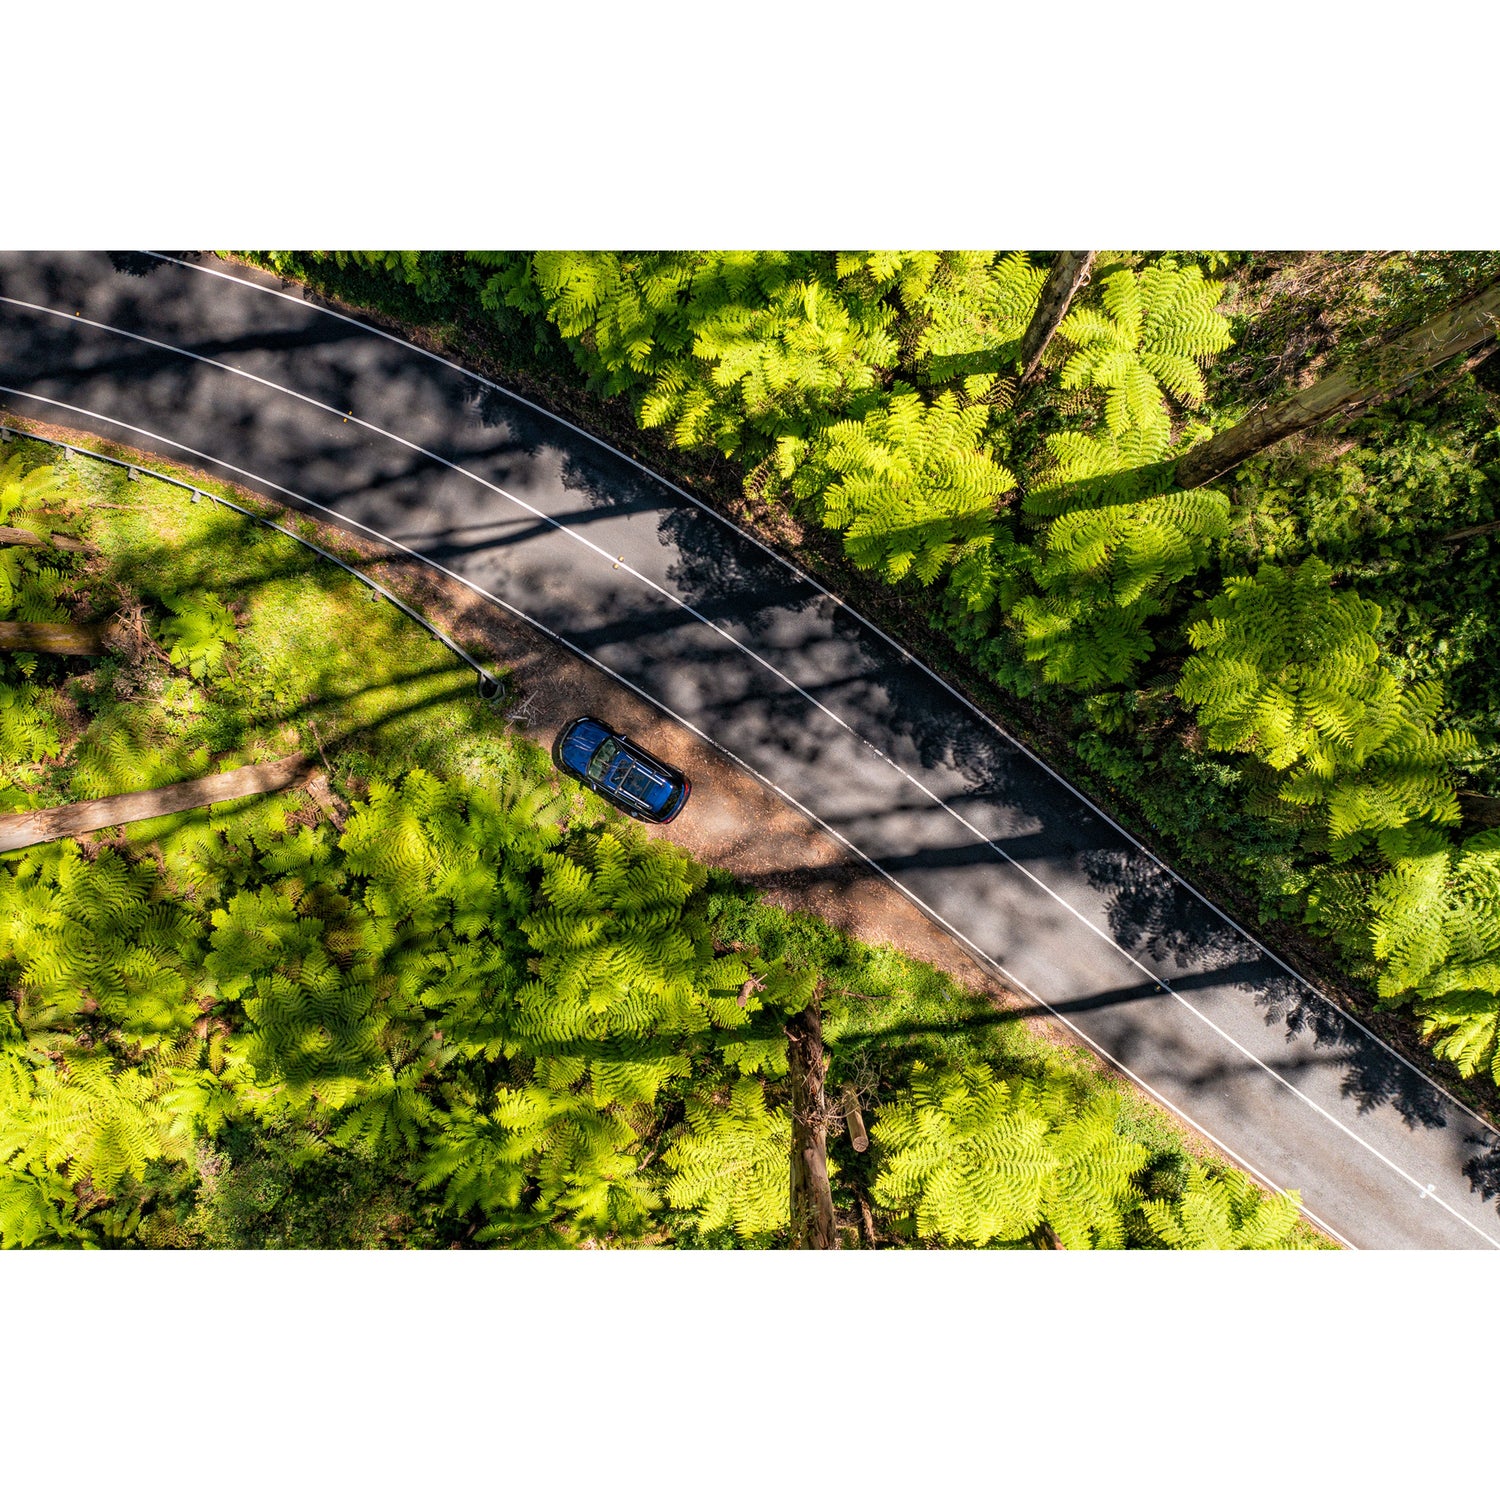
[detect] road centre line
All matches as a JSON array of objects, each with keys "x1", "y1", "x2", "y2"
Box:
[
  {"x1": 3, "y1": 353, "x2": 1493, "y2": 1245},
  {"x1": 156, "y1": 253, "x2": 1498, "y2": 1144},
  {"x1": 0, "y1": 393, "x2": 1355, "y2": 1248}
]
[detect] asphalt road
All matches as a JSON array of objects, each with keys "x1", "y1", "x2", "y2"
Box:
[{"x1": 2, "y1": 250, "x2": 1496, "y2": 1249}]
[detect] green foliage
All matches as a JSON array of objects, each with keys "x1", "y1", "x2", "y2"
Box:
[
  {"x1": 663, "y1": 1077, "x2": 790, "y2": 1237},
  {"x1": 207, "y1": 882, "x2": 385, "y2": 1110},
  {"x1": 489, "y1": 1083, "x2": 659, "y2": 1234},
  {"x1": 1180, "y1": 559, "x2": 1386, "y2": 768},
  {"x1": 0, "y1": 1163, "x2": 78, "y2": 1248},
  {"x1": 0, "y1": 454, "x2": 66, "y2": 526},
  {"x1": 1141, "y1": 1162, "x2": 1303, "y2": 1249},
  {"x1": 1014, "y1": 484, "x2": 1230, "y2": 687},
  {"x1": 1002, "y1": 260, "x2": 1235, "y2": 689},
  {"x1": 0, "y1": 680, "x2": 61, "y2": 763},
  {"x1": 0, "y1": 1048, "x2": 191, "y2": 1197},
  {"x1": 1054, "y1": 260, "x2": 1234, "y2": 444},
  {"x1": 870, "y1": 1061, "x2": 1148, "y2": 1248},
  {"x1": 793, "y1": 388, "x2": 1017, "y2": 587},
  {"x1": 1367, "y1": 827, "x2": 1500, "y2": 1080},
  {"x1": 1178, "y1": 560, "x2": 1471, "y2": 854},
  {"x1": 528, "y1": 251, "x2": 896, "y2": 459},
  {"x1": 515, "y1": 826, "x2": 748, "y2": 1045},
  {"x1": 0, "y1": 842, "x2": 203, "y2": 1045},
  {"x1": 68, "y1": 702, "x2": 214, "y2": 802},
  {"x1": 158, "y1": 591, "x2": 239, "y2": 679},
  {"x1": 835, "y1": 250, "x2": 1045, "y2": 383}
]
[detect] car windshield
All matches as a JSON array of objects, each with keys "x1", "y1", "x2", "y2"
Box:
[{"x1": 585, "y1": 737, "x2": 619, "y2": 781}]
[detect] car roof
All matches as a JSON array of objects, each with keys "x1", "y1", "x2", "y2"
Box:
[{"x1": 557, "y1": 717, "x2": 685, "y2": 815}]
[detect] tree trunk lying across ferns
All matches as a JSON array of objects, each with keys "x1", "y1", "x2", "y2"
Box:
[
  {"x1": 1175, "y1": 279, "x2": 1500, "y2": 489},
  {"x1": 0, "y1": 524, "x2": 90, "y2": 551},
  {"x1": 0, "y1": 753, "x2": 314, "y2": 853},
  {"x1": 1019, "y1": 252, "x2": 1095, "y2": 382},
  {"x1": 787, "y1": 998, "x2": 838, "y2": 1250},
  {"x1": 1442, "y1": 516, "x2": 1500, "y2": 544},
  {"x1": 0, "y1": 619, "x2": 116, "y2": 655}
]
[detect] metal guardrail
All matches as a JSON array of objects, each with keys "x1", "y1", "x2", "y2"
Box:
[{"x1": 0, "y1": 420, "x2": 508, "y2": 703}]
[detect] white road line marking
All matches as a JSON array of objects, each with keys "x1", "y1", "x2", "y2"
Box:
[
  {"x1": 4, "y1": 353, "x2": 1495, "y2": 1247},
  {"x1": 152, "y1": 251, "x2": 1500, "y2": 1146}
]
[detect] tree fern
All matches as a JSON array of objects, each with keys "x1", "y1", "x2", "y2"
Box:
[
  {"x1": 0, "y1": 843, "x2": 202, "y2": 1045},
  {"x1": 417, "y1": 1101, "x2": 532, "y2": 1218},
  {"x1": 645, "y1": 276, "x2": 896, "y2": 456},
  {"x1": 0, "y1": 1163, "x2": 79, "y2": 1248},
  {"x1": 0, "y1": 454, "x2": 66, "y2": 526},
  {"x1": 1013, "y1": 486, "x2": 1229, "y2": 688},
  {"x1": 663, "y1": 1077, "x2": 791, "y2": 1238},
  {"x1": 1054, "y1": 259, "x2": 1233, "y2": 444},
  {"x1": 836, "y1": 250, "x2": 1046, "y2": 384},
  {"x1": 1179, "y1": 561, "x2": 1470, "y2": 853},
  {"x1": 793, "y1": 388, "x2": 1017, "y2": 588},
  {"x1": 1368, "y1": 827, "x2": 1500, "y2": 1080},
  {"x1": 0, "y1": 1053, "x2": 190, "y2": 1195},
  {"x1": 206, "y1": 884, "x2": 384, "y2": 1111},
  {"x1": 515, "y1": 828, "x2": 735, "y2": 1043},
  {"x1": 1142, "y1": 1163, "x2": 1303, "y2": 1249},
  {"x1": 870, "y1": 1062, "x2": 1147, "y2": 1247},
  {"x1": 0, "y1": 680, "x2": 61, "y2": 763},
  {"x1": 491, "y1": 1082, "x2": 657, "y2": 1234},
  {"x1": 1179, "y1": 559, "x2": 1388, "y2": 769}
]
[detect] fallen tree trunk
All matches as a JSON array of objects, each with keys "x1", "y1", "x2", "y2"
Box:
[
  {"x1": 0, "y1": 525, "x2": 89, "y2": 551},
  {"x1": 0, "y1": 619, "x2": 113, "y2": 655},
  {"x1": 0, "y1": 753, "x2": 314, "y2": 853},
  {"x1": 1019, "y1": 251, "x2": 1095, "y2": 383},
  {"x1": 1175, "y1": 279, "x2": 1500, "y2": 489},
  {"x1": 1441, "y1": 516, "x2": 1500, "y2": 545},
  {"x1": 787, "y1": 997, "x2": 838, "y2": 1250}
]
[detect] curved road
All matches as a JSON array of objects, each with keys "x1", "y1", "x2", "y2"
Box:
[{"x1": 2, "y1": 250, "x2": 1496, "y2": 1249}]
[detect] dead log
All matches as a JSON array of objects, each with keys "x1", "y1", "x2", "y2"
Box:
[
  {"x1": 1175, "y1": 279, "x2": 1500, "y2": 489},
  {"x1": 0, "y1": 525, "x2": 90, "y2": 551},
  {"x1": 0, "y1": 753, "x2": 314, "y2": 853},
  {"x1": 0, "y1": 619, "x2": 112, "y2": 656},
  {"x1": 1442, "y1": 516, "x2": 1500, "y2": 545},
  {"x1": 842, "y1": 1087, "x2": 869, "y2": 1153},
  {"x1": 787, "y1": 998, "x2": 838, "y2": 1250},
  {"x1": 303, "y1": 770, "x2": 348, "y2": 831}
]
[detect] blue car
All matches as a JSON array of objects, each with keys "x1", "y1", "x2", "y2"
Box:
[{"x1": 554, "y1": 716, "x2": 692, "y2": 824}]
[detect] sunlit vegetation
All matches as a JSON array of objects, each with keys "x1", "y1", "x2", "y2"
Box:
[
  {"x1": 246, "y1": 250, "x2": 1500, "y2": 1097},
  {"x1": 0, "y1": 443, "x2": 1318, "y2": 1248}
]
